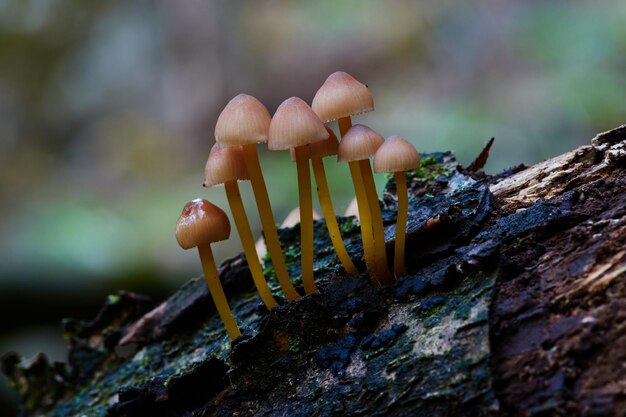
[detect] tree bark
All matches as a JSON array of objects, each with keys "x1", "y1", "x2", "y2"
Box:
[{"x1": 3, "y1": 125, "x2": 625, "y2": 417}]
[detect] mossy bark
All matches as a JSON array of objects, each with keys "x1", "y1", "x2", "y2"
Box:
[{"x1": 3, "y1": 125, "x2": 626, "y2": 417}]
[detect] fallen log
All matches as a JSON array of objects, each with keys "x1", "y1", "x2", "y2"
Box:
[{"x1": 3, "y1": 125, "x2": 625, "y2": 416}]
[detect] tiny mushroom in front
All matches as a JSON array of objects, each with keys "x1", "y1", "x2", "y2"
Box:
[
  {"x1": 269, "y1": 97, "x2": 328, "y2": 295},
  {"x1": 203, "y1": 144, "x2": 278, "y2": 309},
  {"x1": 374, "y1": 136, "x2": 420, "y2": 278},
  {"x1": 175, "y1": 199, "x2": 241, "y2": 340},
  {"x1": 215, "y1": 94, "x2": 301, "y2": 302}
]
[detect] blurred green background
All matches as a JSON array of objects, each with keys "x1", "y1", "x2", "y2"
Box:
[{"x1": 1, "y1": 0, "x2": 625, "y2": 413}]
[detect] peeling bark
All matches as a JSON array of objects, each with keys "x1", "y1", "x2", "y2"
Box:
[{"x1": 2, "y1": 125, "x2": 625, "y2": 417}]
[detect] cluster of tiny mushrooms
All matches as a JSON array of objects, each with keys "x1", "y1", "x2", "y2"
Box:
[{"x1": 175, "y1": 72, "x2": 421, "y2": 340}]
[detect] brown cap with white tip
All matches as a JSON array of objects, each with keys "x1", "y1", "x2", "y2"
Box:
[
  {"x1": 203, "y1": 144, "x2": 250, "y2": 188},
  {"x1": 268, "y1": 97, "x2": 329, "y2": 151},
  {"x1": 215, "y1": 94, "x2": 271, "y2": 147},
  {"x1": 374, "y1": 136, "x2": 421, "y2": 173},
  {"x1": 175, "y1": 199, "x2": 231, "y2": 249},
  {"x1": 337, "y1": 124, "x2": 384, "y2": 162},
  {"x1": 312, "y1": 71, "x2": 374, "y2": 123}
]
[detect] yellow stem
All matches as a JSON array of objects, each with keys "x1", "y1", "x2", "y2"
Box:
[
  {"x1": 198, "y1": 244, "x2": 242, "y2": 340},
  {"x1": 339, "y1": 116, "x2": 378, "y2": 283},
  {"x1": 224, "y1": 180, "x2": 278, "y2": 309},
  {"x1": 295, "y1": 146, "x2": 317, "y2": 295},
  {"x1": 241, "y1": 143, "x2": 301, "y2": 301},
  {"x1": 394, "y1": 171, "x2": 408, "y2": 278},
  {"x1": 348, "y1": 160, "x2": 378, "y2": 284},
  {"x1": 359, "y1": 159, "x2": 394, "y2": 285},
  {"x1": 311, "y1": 156, "x2": 358, "y2": 275}
]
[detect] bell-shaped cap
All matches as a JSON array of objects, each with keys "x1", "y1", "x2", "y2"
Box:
[
  {"x1": 337, "y1": 124, "x2": 384, "y2": 162},
  {"x1": 280, "y1": 207, "x2": 322, "y2": 229},
  {"x1": 203, "y1": 144, "x2": 250, "y2": 187},
  {"x1": 290, "y1": 126, "x2": 338, "y2": 160},
  {"x1": 176, "y1": 199, "x2": 231, "y2": 249},
  {"x1": 215, "y1": 94, "x2": 271, "y2": 147},
  {"x1": 312, "y1": 71, "x2": 374, "y2": 122},
  {"x1": 374, "y1": 136, "x2": 421, "y2": 173},
  {"x1": 268, "y1": 97, "x2": 329, "y2": 151}
]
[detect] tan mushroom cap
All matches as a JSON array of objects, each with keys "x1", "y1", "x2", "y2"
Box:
[
  {"x1": 176, "y1": 199, "x2": 231, "y2": 249},
  {"x1": 203, "y1": 144, "x2": 250, "y2": 187},
  {"x1": 312, "y1": 71, "x2": 374, "y2": 122},
  {"x1": 290, "y1": 126, "x2": 339, "y2": 161},
  {"x1": 215, "y1": 94, "x2": 271, "y2": 147},
  {"x1": 337, "y1": 124, "x2": 384, "y2": 162},
  {"x1": 374, "y1": 136, "x2": 421, "y2": 173},
  {"x1": 268, "y1": 97, "x2": 329, "y2": 151}
]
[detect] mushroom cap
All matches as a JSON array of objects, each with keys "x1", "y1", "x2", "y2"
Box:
[
  {"x1": 280, "y1": 207, "x2": 322, "y2": 229},
  {"x1": 268, "y1": 97, "x2": 329, "y2": 151},
  {"x1": 374, "y1": 136, "x2": 421, "y2": 173},
  {"x1": 290, "y1": 126, "x2": 338, "y2": 160},
  {"x1": 176, "y1": 199, "x2": 231, "y2": 249},
  {"x1": 215, "y1": 94, "x2": 271, "y2": 147},
  {"x1": 344, "y1": 197, "x2": 360, "y2": 221},
  {"x1": 311, "y1": 71, "x2": 374, "y2": 122},
  {"x1": 203, "y1": 144, "x2": 250, "y2": 187},
  {"x1": 337, "y1": 124, "x2": 384, "y2": 162}
]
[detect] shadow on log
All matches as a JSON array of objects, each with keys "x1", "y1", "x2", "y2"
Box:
[{"x1": 2, "y1": 125, "x2": 625, "y2": 416}]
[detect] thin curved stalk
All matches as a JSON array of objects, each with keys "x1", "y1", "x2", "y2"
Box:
[
  {"x1": 224, "y1": 180, "x2": 279, "y2": 309},
  {"x1": 295, "y1": 146, "x2": 317, "y2": 295},
  {"x1": 394, "y1": 171, "x2": 408, "y2": 278},
  {"x1": 198, "y1": 244, "x2": 241, "y2": 340},
  {"x1": 359, "y1": 159, "x2": 394, "y2": 284},
  {"x1": 311, "y1": 156, "x2": 359, "y2": 275},
  {"x1": 241, "y1": 144, "x2": 301, "y2": 301}
]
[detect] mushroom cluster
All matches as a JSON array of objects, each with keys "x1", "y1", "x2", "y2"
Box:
[{"x1": 176, "y1": 71, "x2": 421, "y2": 339}]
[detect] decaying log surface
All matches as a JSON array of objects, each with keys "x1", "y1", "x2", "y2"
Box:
[{"x1": 2, "y1": 125, "x2": 625, "y2": 417}]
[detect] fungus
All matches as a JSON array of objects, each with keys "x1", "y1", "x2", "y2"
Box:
[
  {"x1": 175, "y1": 199, "x2": 241, "y2": 340},
  {"x1": 344, "y1": 197, "x2": 360, "y2": 220},
  {"x1": 215, "y1": 94, "x2": 300, "y2": 302},
  {"x1": 269, "y1": 97, "x2": 328, "y2": 295},
  {"x1": 203, "y1": 144, "x2": 278, "y2": 309},
  {"x1": 293, "y1": 126, "x2": 359, "y2": 274},
  {"x1": 280, "y1": 207, "x2": 321, "y2": 229},
  {"x1": 338, "y1": 124, "x2": 393, "y2": 284},
  {"x1": 311, "y1": 72, "x2": 384, "y2": 282},
  {"x1": 374, "y1": 136, "x2": 420, "y2": 277}
]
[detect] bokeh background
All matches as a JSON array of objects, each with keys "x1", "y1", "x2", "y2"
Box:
[{"x1": 1, "y1": 0, "x2": 625, "y2": 413}]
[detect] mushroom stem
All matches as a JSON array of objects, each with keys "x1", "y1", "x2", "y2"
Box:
[
  {"x1": 394, "y1": 171, "x2": 408, "y2": 277},
  {"x1": 241, "y1": 143, "x2": 301, "y2": 301},
  {"x1": 295, "y1": 146, "x2": 317, "y2": 295},
  {"x1": 359, "y1": 158, "x2": 394, "y2": 284},
  {"x1": 197, "y1": 244, "x2": 242, "y2": 340},
  {"x1": 339, "y1": 116, "x2": 377, "y2": 283},
  {"x1": 311, "y1": 156, "x2": 358, "y2": 275},
  {"x1": 224, "y1": 180, "x2": 279, "y2": 309}
]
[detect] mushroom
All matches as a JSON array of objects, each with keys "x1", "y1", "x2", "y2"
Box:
[
  {"x1": 292, "y1": 126, "x2": 359, "y2": 275},
  {"x1": 344, "y1": 197, "x2": 360, "y2": 220},
  {"x1": 374, "y1": 136, "x2": 420, "y2": 278},
  {"x1": 338, "y1": 124, "x2": 393, "y2": 284},
  {"x1": 175, "y1": 199, "x2": 241, "y2": 340},
  {"x1": 203, "y1": 144, "x2": 278, "y2": 309},
  {"x1": 215, "y1": 94, "x2": 300, "y2": 302},
  {"x1": 269, "y1": 97, "x2": 328, "y2": 295},
  {"x1": 312, "y1": 72, "x2": 383, "y2": 281}
]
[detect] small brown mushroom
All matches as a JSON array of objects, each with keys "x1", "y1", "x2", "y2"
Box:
[
  {"x1": 175, "y1": 199, "x2": 241, "y2": 340},
  {"x1": 269, "y1": 97, "x2": 328, "y2": 295},
  {"x1": 374, "y1": 136, "x2": 420, "y2": 277},
  {"x1": 204, "y1": 144, "x2": 278, "y2": 309},
  {"x1": 215, "y1": 94, "x2": 300, "y2": 302},
  {"x1": 338, "y1": 124, "x2": 393, "y2": 284}
]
